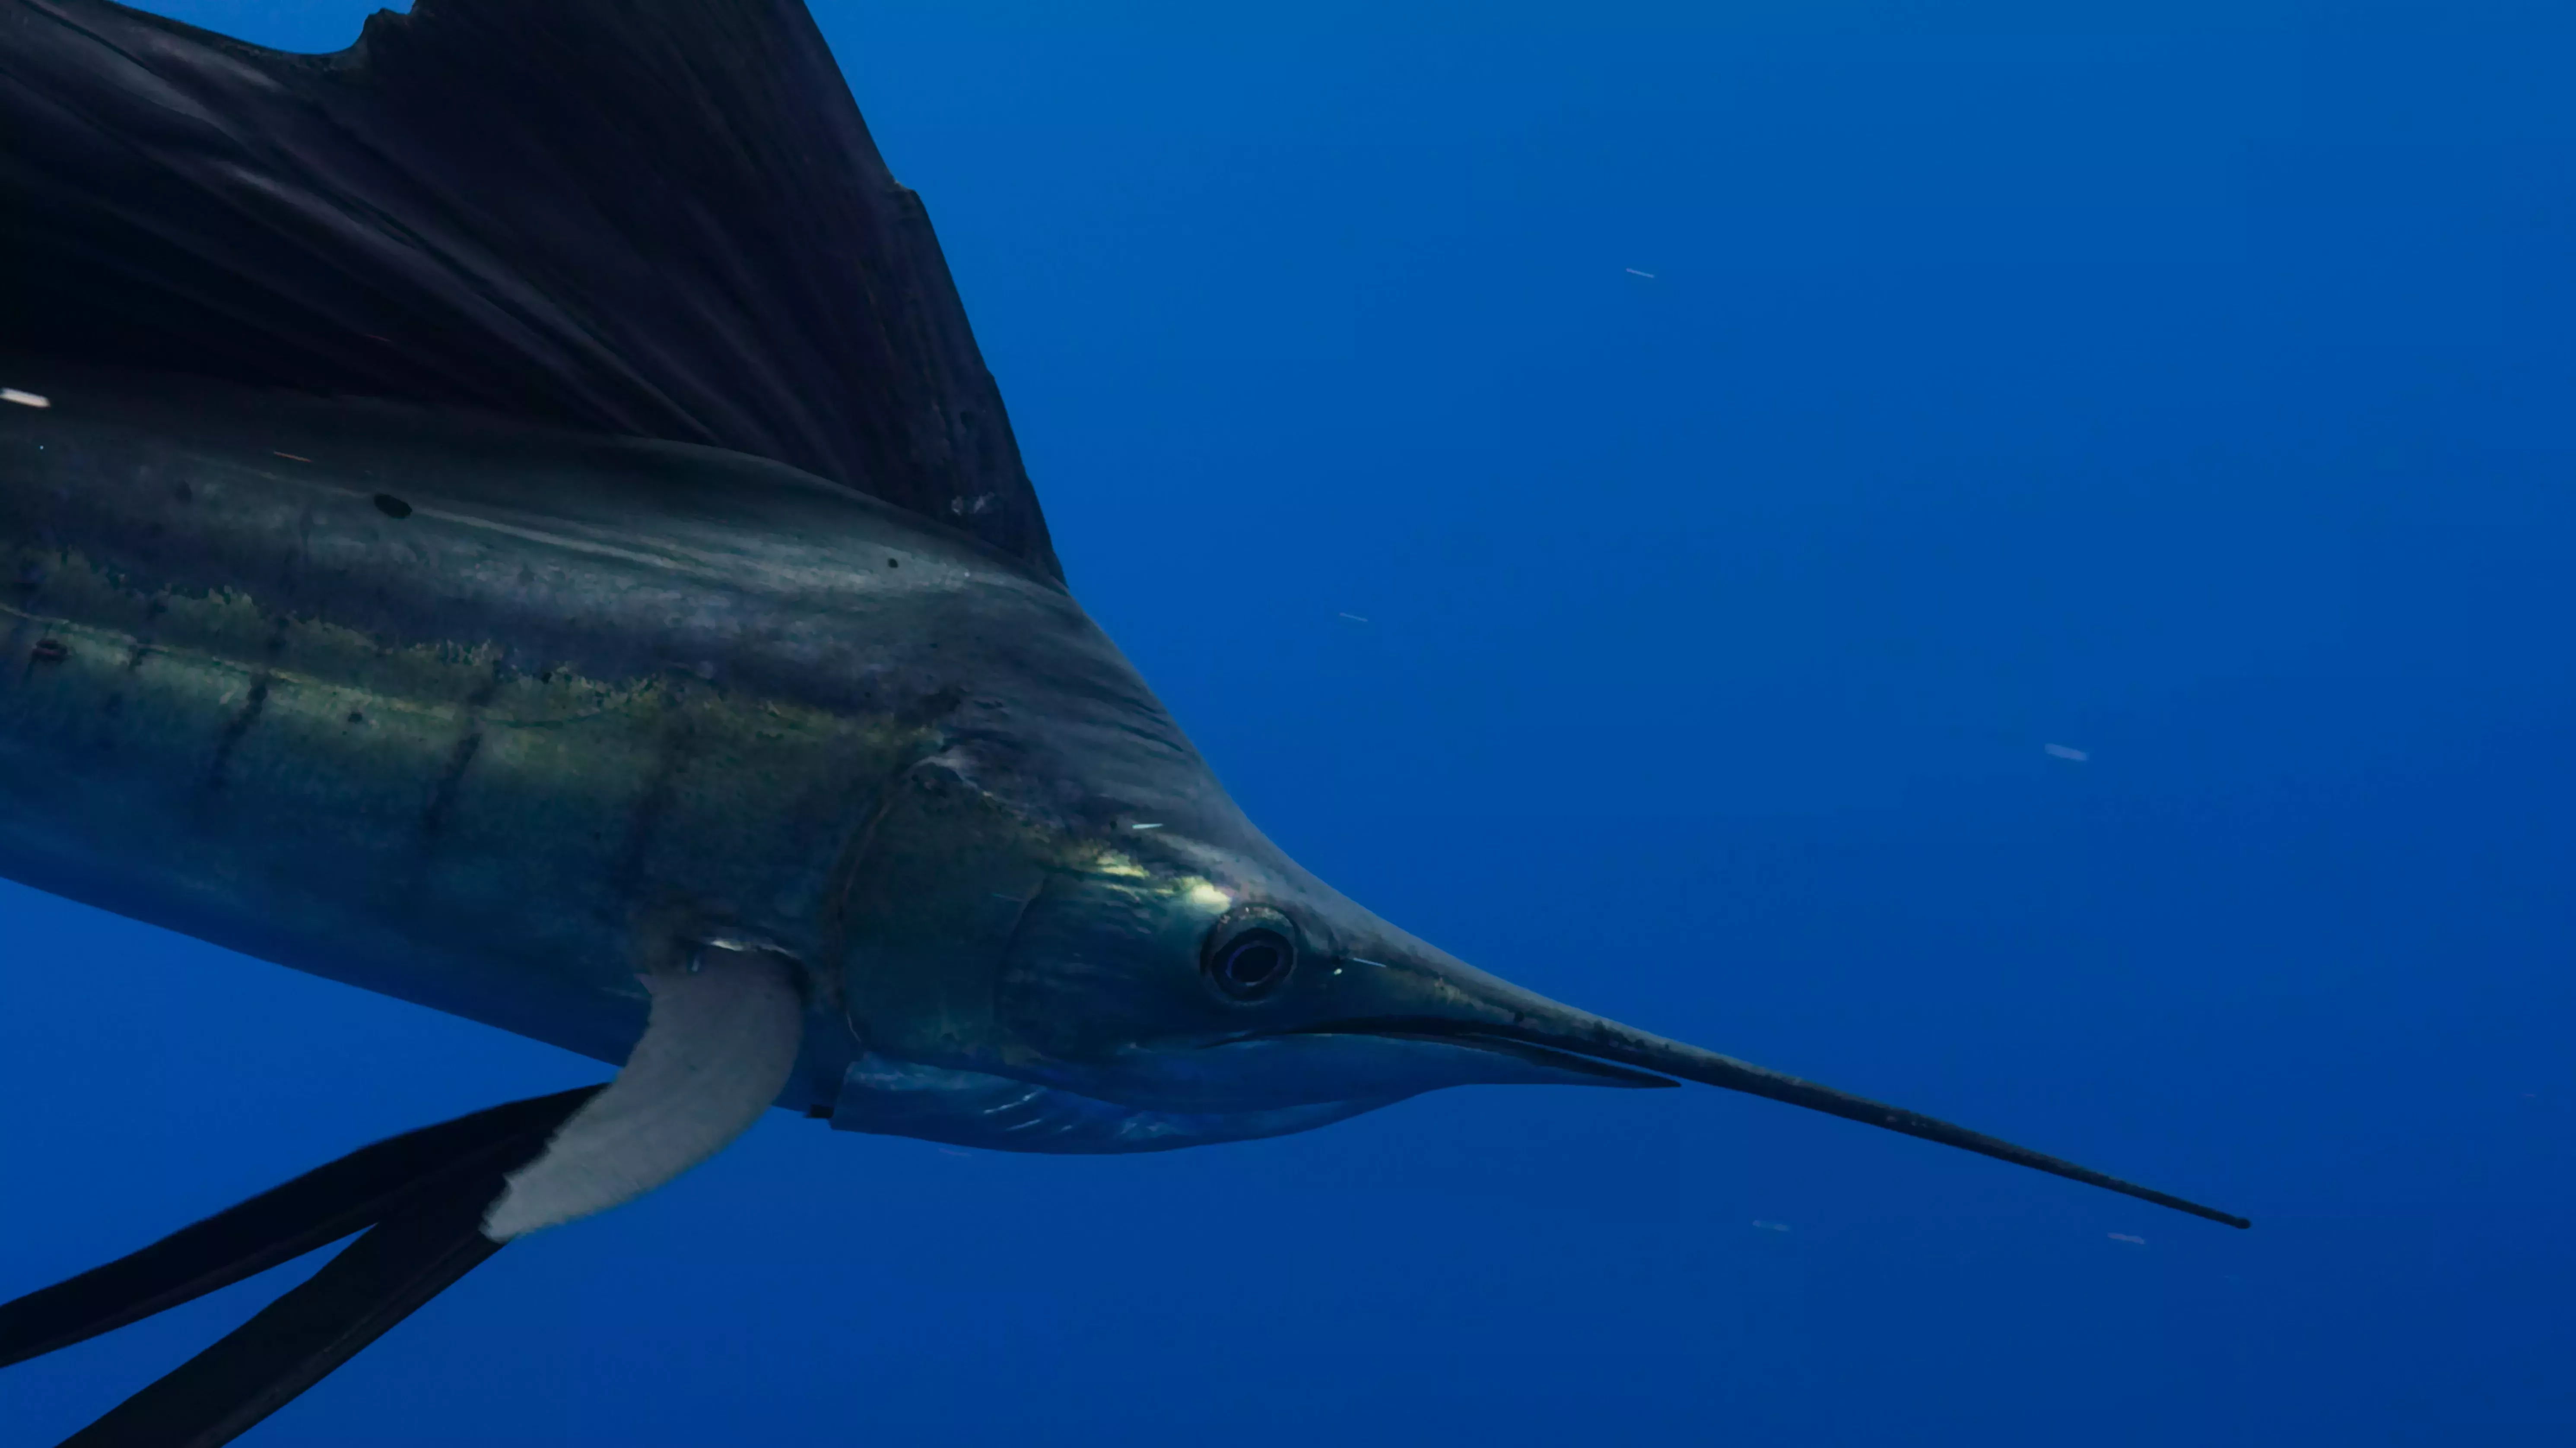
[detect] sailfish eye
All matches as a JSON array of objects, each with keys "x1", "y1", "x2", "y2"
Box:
[{"x1": 1202, "y1": 907, "x2": 1298, "y2": 1002}]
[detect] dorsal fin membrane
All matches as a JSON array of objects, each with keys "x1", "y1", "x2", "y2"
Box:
[{"x1": 0, "y1": 0, "x2": 1060, "y2": 579}]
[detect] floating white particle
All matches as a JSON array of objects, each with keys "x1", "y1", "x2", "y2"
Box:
[
  {"x1": 1337, "y1": 612, "x2": 1369, "y2": 624},
  {"x1": 1128, "y1": 821, "x2": 1163, "y2": 830},
  {"x1": 273, "y1": 451, "x2": 311, "y2": 463},
  {"x1": 2, "y1": 388, "x2": 50, "y2": 408},
  {"x1": 1624, "y1": 268, "x2": 1658, "y2": 279},
  {"x1": 2043, "y1": 743, "x2": 2090, "y2": 762},
  {"x1": 1752, "y1": 1220, "x2": 1791, "y2": 1232},
  {"x1": 2107, "y1": 1232, "x2": 2145, "y2": 1245}
]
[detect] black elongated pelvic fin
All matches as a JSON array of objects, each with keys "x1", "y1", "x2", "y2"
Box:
[
  {"x1": 55, "y1": 1181, "x2": 510, "y2": 1448},
  {"x1": 0, "y1": 1088, "x2": 597, "y2": 1446},
  {"x1": 0, "y1": 1088, "x2": 599, "y2": 1368},
  {"x1": 0, "y1": 0, "x2": 1059, "y2": 579}
]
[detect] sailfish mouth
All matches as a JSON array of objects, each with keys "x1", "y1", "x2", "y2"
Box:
[
  {"x1": 1276, "y1": 1012, "x2": 2253, "y2": 1230},
  {"x1": 1270, "y1": 1018, "x2": 1683, "y2": 1090}
]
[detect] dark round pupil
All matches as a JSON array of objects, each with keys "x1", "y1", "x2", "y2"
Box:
[{"x1": 1220, "y1": 934, "x2": 1287, "y2": 989}]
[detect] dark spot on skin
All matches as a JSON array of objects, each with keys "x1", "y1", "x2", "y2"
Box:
[
  {"x1": 346, "y1": 710, "x2": 365, "y2": 725},
  {"x1": 886, "y1": 557, "x2": 899, "y2": 568},
  {"x1": 30, "y1": 638, "x2": 66, "y2": 664},
  {"x1": 373, "y1": 494, "x2": 413, "y2": 519}
]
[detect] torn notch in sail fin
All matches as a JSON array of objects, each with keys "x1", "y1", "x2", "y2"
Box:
[{"x1": 0, "y1": 0, "x2": 1061, "y2": 580}]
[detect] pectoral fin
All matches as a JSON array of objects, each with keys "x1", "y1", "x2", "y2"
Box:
[{"x1": 483, "y1": 942, "x2": 805, "y2": 1240}]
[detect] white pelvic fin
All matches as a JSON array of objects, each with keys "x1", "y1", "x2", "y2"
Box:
[{"x1": 483, "y1": 943, "x2": 804, "y2": 1241}]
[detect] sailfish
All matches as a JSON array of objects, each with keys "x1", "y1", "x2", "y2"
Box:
[{"x1": 0, "y1": 0, "x2": 2246, "y2": 1441}]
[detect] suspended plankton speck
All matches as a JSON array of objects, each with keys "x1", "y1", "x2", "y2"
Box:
[
  {"x1": 1128, "y1": 821, "x2": 1164, "y2": 831},
  {"x1": 1337, "y1": 612, "x2": 1369, "y2": 624},
  {"x1": 1624, "y1": 267, "x2": 1658, "y2": 279},
  {"x1": 2044, "y1": 742, "x2": 2090, "y2": 762},
  {"x1": 2108, "y1": 1232, "x2": 2146, "y2": 1245},
  {"x1": 1752, "y1": 1219, "x2": 1791, "y2": 1233},
  {"x1": 2, "y1": 388, "x2": 50, "y2": 408}
]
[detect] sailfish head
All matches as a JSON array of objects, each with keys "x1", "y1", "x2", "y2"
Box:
[{"x1": 832, "y1": 670, "x2": 2247, "y2": 1229}]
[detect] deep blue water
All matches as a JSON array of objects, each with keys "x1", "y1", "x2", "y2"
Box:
[{"x1": 5, "y1": 1, "x2": 2572, "y2": 1442}]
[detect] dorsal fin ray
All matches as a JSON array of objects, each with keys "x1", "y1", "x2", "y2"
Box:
[{"x1": 0, "y1": 0, "x2": 1060, "y2": 578}]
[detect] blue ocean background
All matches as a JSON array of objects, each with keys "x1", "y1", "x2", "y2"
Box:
[{"x1": 5, "y1": 1, "x2": 2571, "y2": 1442}]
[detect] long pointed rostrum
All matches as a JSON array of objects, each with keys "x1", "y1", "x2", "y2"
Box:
[
  {"x1": 1464, "y1": 1011, "x2": 2250, "y2": 1229},
  {"x1": 1643, "y1": 1042, "x2": 2251, "y2": 1228}
]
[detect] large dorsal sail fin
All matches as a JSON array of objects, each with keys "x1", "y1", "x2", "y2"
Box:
[{"x1": 0, "y1": 0, "x2": 1061, "y2": 579}]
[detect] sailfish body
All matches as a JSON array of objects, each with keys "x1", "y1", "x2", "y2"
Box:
[
  {"x1": 0, "y1": 361, "x2": 1393, "y2": 1151},
  {"x1": 0, "y1": 0, "x2": 2246, "y2": 1439}
]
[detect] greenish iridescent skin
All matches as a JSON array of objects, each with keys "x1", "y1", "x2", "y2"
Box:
[
  {"x1": 0, "y1": 358, "x2": 985, "y2": 1096},
  {"x1": 0, "y1": 357, "x2": 1625, "y2": 1150}
]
